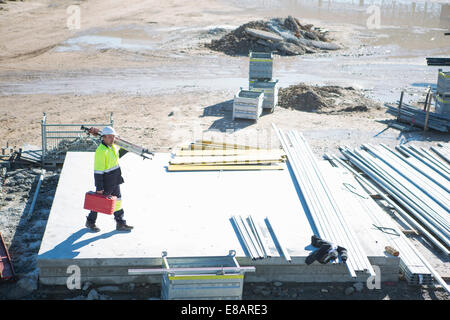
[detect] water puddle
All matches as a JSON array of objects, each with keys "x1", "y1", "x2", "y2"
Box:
[{"x1": 54, "y1": 24, "x2": 235, "y2": 53}]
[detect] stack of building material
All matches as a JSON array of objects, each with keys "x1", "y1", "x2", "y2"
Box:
[
  {"x1": 339, "y1": 144, "x2": 450, "y2": 257},
  {"x1": 436, "y1": 69, "x2": 450, "y2": 116},
  {"x1": 338, "y1": 144, "x2": 450, "y2": 292},
  {"x1": 230, "y1": 215, "x2": 278, "y2": 260},
  {"x1": 232, "y1": 89, "x2": 264, "y2": 121},
  {"x1": 249, "y1": 79, "x2": 279, "y2": 113},
  {"x1": 249, "y1": 51, "x2": 273, "y2": 81},
  {"x1": 426, "y1": 57, "x2": 450, "y2": 66},
  {"x1": 168, "y1": 140, "x2": 286, "y2": 171},
  {"x1": 273, "y1": 125, "x2": 376, "y2": 279},
  {"x1": 385, "y1": 102, "x2": 450, "y2": 132},
  {"x1": 328, "y1": 155, "x2": 435, "y2": 286},
  {"x1": 248, "y1": 51, "x2": 279, "y2": 113}
]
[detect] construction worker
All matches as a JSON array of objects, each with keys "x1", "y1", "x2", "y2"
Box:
[{"x1": 85, "y1": 126, "x2": 133, "y2": 232}]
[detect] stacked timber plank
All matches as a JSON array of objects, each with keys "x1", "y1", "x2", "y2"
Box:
[{"x1": 168, "y1": 140, "x2": 286, "y2": 171}]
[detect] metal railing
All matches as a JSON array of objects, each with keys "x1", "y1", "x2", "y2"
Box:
[{"x1": 41, "y1": 112, "x2": 113, "y2": 165}]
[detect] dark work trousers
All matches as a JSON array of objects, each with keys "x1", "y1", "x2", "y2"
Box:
[{"x1": 87, "y1": 184, "x2": 125, "y2": 223}]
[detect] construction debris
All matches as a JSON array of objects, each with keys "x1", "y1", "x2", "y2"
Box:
[
  {"x1": 278, "y1": 84, "x2": 381, "y2": 113},
  {"x1": 206, "y1": 16, "x2": 340, "y2": 56},
  {"x1": 0, "y1": 142, "x2": 41, "y2": 168},
  {"x1": 44, "y1": 137, "x2": 100, "y2": 161},
  {"x1": 0, "y1": 166, "x2": 59, "y2": 279},
  {"x1": 168, "y1": 140, "x2": 286, "y2": 171},
  {"x1": 386, "y1": 102, "x2": 450, "y2": 132},
  {"x1": 386, "y1": 73, "x2": 450, "y2": 132}
]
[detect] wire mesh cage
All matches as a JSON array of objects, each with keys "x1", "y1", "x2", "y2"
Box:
[{"x1": 40, "y1": 112, "x2": 114, "y2": 166}]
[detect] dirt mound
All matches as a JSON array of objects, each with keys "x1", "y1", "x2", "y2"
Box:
[
  {"x1": 206, "y1": 16, "x2": 340, "y2": 56},
  {"x1": 278, "y1": 84, "x2": 382, "y2": 114}
]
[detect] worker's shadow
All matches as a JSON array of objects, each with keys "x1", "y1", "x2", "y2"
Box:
[{"x1": 38, "y1": 228, "x2": 121, "y2": 260}]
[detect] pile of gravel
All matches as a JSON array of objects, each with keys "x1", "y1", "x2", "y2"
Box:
[
  {"x1": 278, "y1": 84, "x2": 382, "y2": 114},
  {"x1": 0, "y1": 166, "x2": 60, "y2": 299},
  {"x1": 206, "y1": 16, "x2": 340, "y2": 56},
  {"x1": 45, "y1": 136, "x2": 99, "y2": 160}
]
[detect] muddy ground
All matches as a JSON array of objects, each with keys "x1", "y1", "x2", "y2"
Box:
[{"x1": 0, "y1": 0, "x2": 449, "y2": 300}]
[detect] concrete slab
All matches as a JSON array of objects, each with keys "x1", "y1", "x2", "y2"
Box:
[{"x1": 37, "y1": 152, "x2": 398, "y2": 286}]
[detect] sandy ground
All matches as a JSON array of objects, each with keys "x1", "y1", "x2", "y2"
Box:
[
  {"x1": 0, "y1": 0, "x2": 449, "y2": 300},
  {"x1": 0, "y1": 0, "x2": 448, "y2": 152}
]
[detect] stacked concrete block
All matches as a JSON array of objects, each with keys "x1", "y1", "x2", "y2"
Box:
[{"x1": 232, "y1": 89, "x2": 264, "y2": 121}]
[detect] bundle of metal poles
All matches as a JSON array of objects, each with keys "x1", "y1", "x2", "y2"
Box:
[
  {"x1": 272, "y1": 125, "x2": 375, "y2": 279},
  {"x1": 339, "y1": 144, "x2": 450, "y2": 257},
  {"x1": 385, "y1": 103, "x2": 450, "y2": 132},
  {"x1": 431, "y1": 143, "x2": 450, "y2": 164},
  {"x1": 231, "y1": 215, "x2": 281, "y2": 261},
  {"x1": 329, "y1": 155, "x2": 435, "y2": 286}
]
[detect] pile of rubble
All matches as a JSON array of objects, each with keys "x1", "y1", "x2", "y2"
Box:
[
  {"x1": 0, "y1": 166, "x2": 60, "y2": 299},
  {"x1": 278, "y1": 84, "x2": 382, "y2": 114},
  {"x1": 206, "y1": 16, "x2": 340, "y2": 56},
  {"x1": 45, "y1": 136, "x2": 100, "y2": 160}
]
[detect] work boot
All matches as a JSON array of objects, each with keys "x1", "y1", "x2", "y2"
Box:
[
  {"x1": 116, "y1": 220, "x2": 133, "y2": 231},
  {"x1": 85, "y1": 220, "x2": 100, "y2": 232}
]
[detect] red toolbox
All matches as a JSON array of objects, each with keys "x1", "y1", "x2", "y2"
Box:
[{"x1": 83, "y1": 191, "x2": 117, "y2": 215}]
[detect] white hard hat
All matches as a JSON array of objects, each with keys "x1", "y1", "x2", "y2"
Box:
[{"x1": 101, "y1": 126, "x2": 117, "y2": 136}]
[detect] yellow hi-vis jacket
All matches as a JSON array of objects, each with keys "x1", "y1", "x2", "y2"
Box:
[{"x1": 93, "y1": 141, "x2": 128, "y2": 190}]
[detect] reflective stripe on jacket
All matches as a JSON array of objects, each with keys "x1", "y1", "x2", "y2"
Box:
[{"x1": 93, "y1": 141, "x2": 127, "y2": 190}]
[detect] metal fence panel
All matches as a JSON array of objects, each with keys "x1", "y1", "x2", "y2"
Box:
[{"x1": 41, "y1": 112, "x2": 113, "y2": 166}]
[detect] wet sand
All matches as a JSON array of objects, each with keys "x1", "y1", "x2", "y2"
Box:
[{"x1": 0, "y1": 0, "x2": 449, "y2": 150}]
